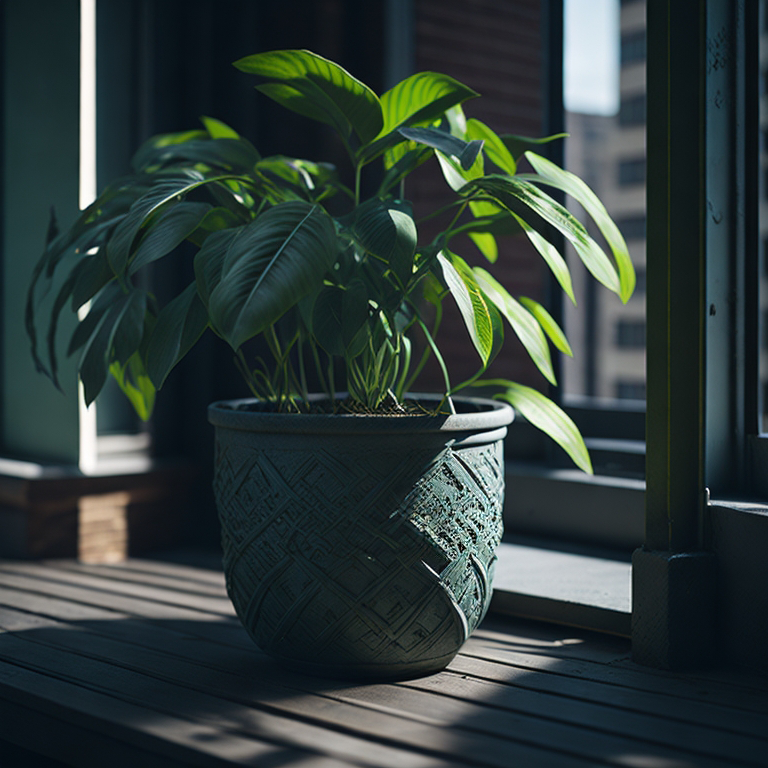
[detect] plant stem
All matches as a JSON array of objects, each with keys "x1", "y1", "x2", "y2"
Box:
[{"x1": 403, "y1": 301, "x2": 443, "y2": 393}]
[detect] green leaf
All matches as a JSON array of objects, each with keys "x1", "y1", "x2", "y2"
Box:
[
  {"x1": 400, "y1": 126, "x2": 483, "y2": 171},
  {"x1": 234, "y1": 49, "x2": 383, "y2": 147},
  {"x1": 186, "y1": 206, "x2": 244, "y2": 247},
  {"x1": 208, "y1": 201, "x2": 337, "y2": 349},
  {"x1": 468, "y1": 231, "x2": 498, "y2": 263},
  {"x1": 312, "y1": 280, "x2": 369, "y2": 357},
  {"x1": 146, "y1": 282, "x2": 209, "y2": 388},
  {"x1": 132, "y1": 135, "x2": 260, "y2": 173},
  {"x1": 194, "y1": 227, "x2": 242, "y2": 309},
  {"x1": 437, "y1": 251, "x2": 497, "y2": 366},
  {"x1": 484, "y1": 380, "x2": 593, "y2": 473},
  {"x1": 473, "y1": 268, "x2": 555, "y2": 384},
  {"x1": 511, "y1": 212, "x2": 575, "y2": 303},
  {"x1": 518, "y1": 297, "x2": 573, "y2": 356},
  {"x1": 107, "y1": 170, "x2": 208, "y2": 276},
  {"x1": 110, "y1": 352, "x2": 156, "y2": 421},
  {"x1": 352, "y1": 198, "x2": 417, "y2": 286},
  {"x1": 500, "y1": 132, "x2": 568, "y2": 161},
  {"x1": 128, "y1": 202, "x2": 212, "y2": 276},
  {"x1": 77, "y1": 289, "x2": 147, "y2": 406},
  {"x1": 463, "y1": 175, "x2": 618, "y2": 297},
  {"x1": 201, "y1": 115, "x2": 240, "y2": 139},
  {"x1": 362, "y1": 72, "x2": 479, "y2": 162},
  {"x1": 524, "y1": 152, "x2": 635, "y2": 302},
  {"x1": 131, "y1": 129, "x2": 208, "y2": 172},
  {"x1": 467, "y1": 119, "x2": 517, "y2": 175}
]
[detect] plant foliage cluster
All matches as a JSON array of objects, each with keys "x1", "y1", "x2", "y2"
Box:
[{"x1": 26, "y1": 49, "x2": 634, "y2": 472}]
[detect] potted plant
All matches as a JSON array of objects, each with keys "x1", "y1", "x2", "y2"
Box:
[{"x1": 26, "y1": 49, "x2": 634, "y2": 679}]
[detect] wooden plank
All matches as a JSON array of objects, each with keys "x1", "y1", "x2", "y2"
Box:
[
  {"x1": 395, "y1": 666, "x2": 766, "y2": 766},
  {"x1": 0, "y1": 561, "x2": 235, "y2": 616},
  {"x1": 56, "y1": 552, "x2": 227, "y2": 588},
  {"x1": 0, "y1": 607, "x2": 596, "y2": 768},
  {"x1": 42, "y1": 559, "x2": 228, "y2": 600},
  {"x1": 461, "y1": 633, "x2": 768, "y2": 715},
  {"x1": 0, "y1": 660, "x2": 346, "y2": 768},
  {"x1": 448, "y1": 654, "x2": 768, "y2": 740},
  {"x1": 0, "y1": 567, "x2": 237, "y2": 624}
]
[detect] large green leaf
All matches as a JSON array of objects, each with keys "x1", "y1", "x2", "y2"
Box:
[
  {"x1": 131, "y1": 129, "x2": 207, "y2": 172},
  {"x1": 311, "y1": 280, "x2": 369, "y2": 357},
  {"x1": 107, "y1": 170, "x2": 210, "y2": 276},
  {"x1": 194, "y1": 227, "x2": 243, "y2": 310},
  {"x1": 351, "y1": 198, "x2": 417, "y2": 287},
  {"x1": 361, "y1": 72, "x2": 479, "y2": 163},
  {"x1": 473, "y1": 268, "x2": 556, "y2": 384},
  {"x1": 483, "y1": 380, "x2": 593, "y2": 473},
  {"x1": 208, "y1": 201, "x2": 337, "y2": 349},
  {"x1": 463, "y1": 175, "x2": 620, "y2": 296},
  {"x1": 128, "y1": 202, "x2": 212, "y2": 276},
  {"x1": 234, "y1": 49, "x2": 383, "y2": 147},
  {"x1": 437, "y1": 251, "x2": 497, "y2": 366},
  {"x1": 146, "y1": 282, "x2": 209, "y2": 388},
  {"x1": 523, "y1": 152, "x2": 635, "y2": 302},
  {"x1": 132, "y1": 137, "x2": 261, "y2": 174}
]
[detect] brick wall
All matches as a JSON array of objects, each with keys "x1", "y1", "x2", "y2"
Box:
[{"x1": 407, "y1": 0, "x2": 550, "y2": 394}]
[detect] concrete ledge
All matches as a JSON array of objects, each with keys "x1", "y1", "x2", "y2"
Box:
[{"x1": 490, "y1": 537, "x2": 632, "y2": 637}]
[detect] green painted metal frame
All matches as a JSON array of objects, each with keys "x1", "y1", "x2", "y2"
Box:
[{"x1": 645, "y1": 0, "x2": 708, "y2": 553}]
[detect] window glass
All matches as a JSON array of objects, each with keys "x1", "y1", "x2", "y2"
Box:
[{"x1": 563, "y1": 0, "x2": 646, "y2": 404}]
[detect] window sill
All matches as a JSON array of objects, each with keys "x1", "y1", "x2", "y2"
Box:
[{"x1": 491, "y1": 536, "x2": 632, "y2": 638}]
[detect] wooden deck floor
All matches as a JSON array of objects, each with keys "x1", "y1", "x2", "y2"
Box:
[{"x1": 0, "y1": 553, "x2": 765, "y2": 768}]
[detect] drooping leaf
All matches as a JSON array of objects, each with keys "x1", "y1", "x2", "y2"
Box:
[
  {"x1": 146, "y1": 282, "x2": 209, "y2": 388},
  {"x1": 482, "y1": 379, "x2": 593, "y2": 473},
  {"x1": 511, "y1": 212, "x2": 575, "y2": 303},
  {"x1": 518, "y1": 296, "x2": 573, "y2": 356},
  {"x1": 437, "y1": 251, "x2": 497, "y2": 366},
  {"x1": 352, "y1": 198, "x2": 417, "y2": 286},
  {"x1": 462, "y1": 175, "x2": 620, "y2": 297},
  {"x1": 128, "y1": 202, "x2": 212, "y2": 276},
  {"x1": 107, "y1": 170, "x2": 211, "y2": 276},
  {"x1": 523, "y1": 152, "x2": 635, "y2": 302},
  {"x1": 77, "y1": 289, "x2": 148, "y2": 406},
  {"x1": 234, "y1": 49, "x2": 383, "y2": 147},
  {"x1": 473, "y1": 268, "x2": 555, "y2": 384},
  {"x1": 208, "y1": 201, "x2": 337, "y2": 349}
]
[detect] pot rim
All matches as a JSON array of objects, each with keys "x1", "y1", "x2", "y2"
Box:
[{"x1": 207, "y1": 392, "x2": 513, "y2": 436}]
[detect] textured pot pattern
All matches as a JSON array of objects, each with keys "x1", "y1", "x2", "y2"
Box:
[{"x1": 209, "y1": 397, "x2": 512, "y2": 680}]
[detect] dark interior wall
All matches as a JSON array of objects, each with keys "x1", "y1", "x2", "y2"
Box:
[{"x1": 98, "y1": 0, "x2": 386, "y2": 543}]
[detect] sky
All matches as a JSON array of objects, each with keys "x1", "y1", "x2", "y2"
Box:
[{"x1": 563, "y1": 0, "x2": 620, "y2": 115}]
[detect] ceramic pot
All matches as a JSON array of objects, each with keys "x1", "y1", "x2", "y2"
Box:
[{"x1": 208, "y1": 395, "x2": 513, "y2": 680}]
